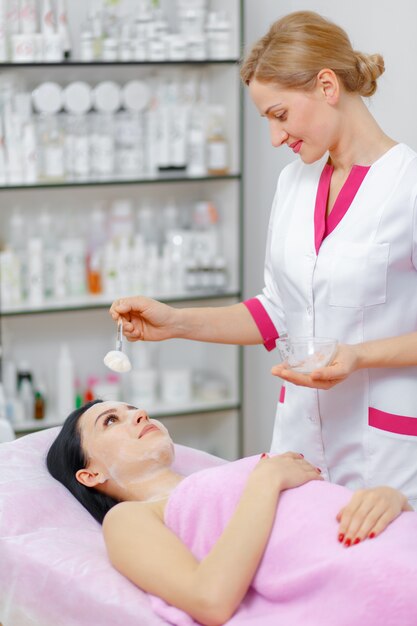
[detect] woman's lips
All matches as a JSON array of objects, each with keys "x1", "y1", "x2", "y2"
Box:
[
  {"x1": 290, "y1": 140, "x2": 303, "y2": 154},
  {"x1": 139, "y1": 424, "x2": 160, "y2": 438}
]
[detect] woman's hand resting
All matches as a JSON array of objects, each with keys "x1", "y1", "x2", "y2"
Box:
[
  {"x1": 109, "y1": 296, "x2": 180, "y2": 342},
  {"x1": 337, "y1": 486, "x2": 413, "y2": 546},
  {"x1": 271, "y1": 343, "x2": 360, "y2": 390},
  {"x1": 251, "y1": 451, "x2": 324, "y2": 492}
]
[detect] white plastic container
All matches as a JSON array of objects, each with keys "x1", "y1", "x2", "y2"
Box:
[
  {"x1": 57, "y1": 344, "x2": 74, "y2": 421},
  {"x1": 27, "y1": 238, "x2": 44, "y2": 305},
  {"x1": 161, "y1": 369, "x2": 192, "y2": 404},
  {"x1": 130, "y1": 343, "x2": 158, "y2": 406}
]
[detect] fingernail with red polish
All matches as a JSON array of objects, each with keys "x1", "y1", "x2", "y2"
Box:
[
  {"x1": 299, "y1": 453, "x2": 304, "y2": 458},
  {"x1": 369, "y1": 532, "x2": 376, "y2": 539},
  {"x1": 260, "y1": 453, "x2": 268, "y2": 459},
  {"x1": 316, "y1": 467, "x2": 322, "y2": 473},
  {"x1": 338, "y1": 533, "x2": 345, "y2": 543},
  {"x1": 353, "y1": 538, "x2": 361, "y2": 545},
  {"x1": 344, "y1": 538, "x2": 351, "y2": 547}
]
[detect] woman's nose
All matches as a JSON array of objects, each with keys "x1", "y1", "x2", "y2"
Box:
[
  {"x1": 269, "y1": 122, "x2": 288, "y2": 148},
  {"x1": 134, "y1": 410, "x2": 149, "y2": 424}
]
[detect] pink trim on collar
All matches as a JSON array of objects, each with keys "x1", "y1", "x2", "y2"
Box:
[
  {"x1": 243, "y1": 298, "x2": 279, "y2": 352},
  {"x1": 314, "y1": 163, "x2": 370, "y2": 254}
]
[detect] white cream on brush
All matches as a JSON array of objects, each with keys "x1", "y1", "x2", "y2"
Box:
[{"x1": 104, "y1": 320, "x2": 132, "y2": 373}]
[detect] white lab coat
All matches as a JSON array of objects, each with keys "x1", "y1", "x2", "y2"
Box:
[{"x1": 258, "y1": 143, "x2": 417, "y2": 507}]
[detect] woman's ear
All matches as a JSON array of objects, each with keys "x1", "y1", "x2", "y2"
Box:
[
  {"x1": 317, "y1": 68, "x2": 340, "y2": 105},
  {"x1": 76, "y1": 468, "x2": 108, "y2": 488}
]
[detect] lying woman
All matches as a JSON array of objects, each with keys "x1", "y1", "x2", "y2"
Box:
[{"x1": 47, "y1": 400, "x2": 417, "y2": 626}]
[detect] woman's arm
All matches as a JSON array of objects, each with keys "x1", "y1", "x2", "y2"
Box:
[
  {"x1": 110, "y1": 296, "x2": 264, "y2": 346},
  {"x1": 272, "y1": 332, "x2": 417, "y2": 390},
  {"x1": 103, "y1": 453, "x2": 322, "y2": 626}
]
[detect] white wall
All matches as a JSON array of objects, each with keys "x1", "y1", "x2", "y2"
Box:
[{"x1": 242, "y1": 0, "x2": 417, "y2": 455}]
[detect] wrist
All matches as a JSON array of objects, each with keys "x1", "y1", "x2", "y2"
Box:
[
  {"x1": 174, "y1": 307, "x2": 196, "y2": 340},
  {"x1": 351, "y1": 342, "x2": 368, "y2": 370}
]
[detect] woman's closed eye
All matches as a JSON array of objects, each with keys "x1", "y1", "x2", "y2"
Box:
[
  {"x1": 103, "y1": 414, "x2": 119, "y2": 427},
  {"x1": 275, "y1": 112, "x2": 287, "y2": 121}
]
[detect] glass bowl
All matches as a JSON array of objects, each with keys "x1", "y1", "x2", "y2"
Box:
[{"x1": 276, "y1": 336, "x2": 338, "y2": 374}]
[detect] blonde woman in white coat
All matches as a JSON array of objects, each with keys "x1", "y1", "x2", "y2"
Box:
[{"x1": 111, "y1": 12, "x2": 417, "y2": 545}]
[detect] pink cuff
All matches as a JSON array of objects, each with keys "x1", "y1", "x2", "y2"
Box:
[{"x1": 243, "y1": 298, "x2": 279, "y2": 351}]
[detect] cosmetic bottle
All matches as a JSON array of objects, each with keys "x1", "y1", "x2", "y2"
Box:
[
  {"x1": 87, "y1": 205, "x2": 106, "y2": 295},
  {"x1": 102, "y1": 241, "x2": 118, "y2": 296},
  {"x1": 37, "y1": 209, "x2": 56, "y2": 299},
  {"x1": 207, "y1": 106, "x2": 229, "y2": 175},
  {"x1": 0, "y1": 0, "x2": 8, "y2": 62},
  {"x1": 116, "y1": 236, "x2": 132, "y2": 295},
  {"x1": 131, "y1": 3, "x2": 149, "y2": 61},
  {"x1": 8, "y1": 208, "x2": 27, "y2": 300},
  {"x1": 57, "y1": 343, "x2": 74, "y2": 421},
  {"x1": 63, "y1": 236, "x2": 86, "y2": 296},
  {"x1": 161, "y1": 368, "x2": 192, "y2": 405},
  {"x1": 53, "y1": 240, "x2": 67, "y2": 300},
  {"x1": 131, "y1": 233, "x2": 146, "y2": 294},
  {"x1": 130, "y1": 343, "x2": 158, "y2": 406},
  {"x1": 206, "y1": 11, "x2": 231, "y2": 60},
  {"x1": 56, "y1": 0, "x2": 71, "y2": 59},
  {"x1": 42, "y1": 115, "x2": 65, "y2": 180},
  {"x1": 187, "y1": 108, "x2": 206, "y2": 176},
  {"x1": 34, "y1": 389, "x2": 46, "y2": 420},
  {"x1": 19, "y1": 0, "x2": 37, "y2": 34},
  {"x1": 43, "y1": 32, "x2": 63, "y2": 62},
  {"x1": 3, "y1": 100, "x2": 23, "y2": 183},
  {"x1": 0, "y1": 115, "x2": 7, "y2": 182},
  {"x1": 84, "y1": 376, "x2": 98, "y2": 403},
  {"x1": 15, "y1": 92, "x2": 37, "y2": 183},
  {"x1": 0, "y1": 382, "x2": 15, "y2": 442},
  {"x1": 27, "y1": 237, "x2": 44, "y2": 305},
  {"x1": 2, "y1": 356, "x2": 24, "y2": 425},
  {"x1": 94, "y1": 374, "x2": 121, "y2": 402},
  {"x1": 0, "y1": 247, "x2": 22, "y2": 306},
  {"x1": 41, "y1": 0, "x2": 55, "y2": 36},
  {"x1": 19, "y1": 377, "x2": 34, "y2": 421},
  {"x1": 6, "y1": 0, "x2": 19, "y2": 42},
  {"x1": 63, "y1": 81, "x2": 92, "y2": 178}
]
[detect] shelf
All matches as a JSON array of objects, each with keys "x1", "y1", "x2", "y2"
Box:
[
  {"x1": 14, "y1": 397, "x2": 241, "y2": 434},
  {"x1": 1, "y1": 289, "x2": 241, "y2": 316},
  {"x1": 0, "y1": 59, "x2": 240, "y2": 68},
  {"x1": 0, "y1": 172, "x2": 240, "y2": 191}
]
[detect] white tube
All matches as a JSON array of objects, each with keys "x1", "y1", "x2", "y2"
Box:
[
  {"x1": 19, "y1": 0, "x2": 37, "y2": 34},
  {"x1": 41, "y1": 0, "x2": 55, "y2": 35},
  {"x1": 0, "y1": 0, "x2": 8, "y2": 61},
  {"x1": 56, "y1": 0, "x2": 71, "y2": 58}
]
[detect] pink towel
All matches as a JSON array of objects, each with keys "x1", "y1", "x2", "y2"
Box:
[{"x1": 150, "y1": 456, "x2": 417, "y2": 625}]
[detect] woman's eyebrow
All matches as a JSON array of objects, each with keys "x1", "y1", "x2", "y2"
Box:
[
  {"x1": 263, "y1": 102, "x2": 283, "y2": 116},
  {"x1": 94, "y1": 408, "x2": 118, "y2": 427}
]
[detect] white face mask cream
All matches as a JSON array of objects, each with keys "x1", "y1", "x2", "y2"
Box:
[
  {"x1": 104, "y1": 320, "x2": 132, "y2": 372},
  {"x1": 103, "y1": 350, "x2": 132, "y2": 373}
]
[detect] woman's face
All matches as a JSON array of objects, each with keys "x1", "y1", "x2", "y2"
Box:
[
  {"x1": 76, "y1": 401, "x2": 174, "y2": 489},
  {"x1": 248, "y1": 78, "x2": 339, "y2": 164}
]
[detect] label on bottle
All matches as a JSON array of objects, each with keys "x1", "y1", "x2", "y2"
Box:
[
  {"x1": 45, "y1": 146, "x2": 64, "y2": 178},
  {"x1": 207, "y1": 140, "x2": 227, "y2": 171}
]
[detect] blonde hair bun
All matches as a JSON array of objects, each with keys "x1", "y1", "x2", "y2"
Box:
[
  {"x1": 354, "y1": 52, "x2": 385, "y2": 97},
  {"x1": 240, "y1": 11, "x2": 385, "y2": 98}
]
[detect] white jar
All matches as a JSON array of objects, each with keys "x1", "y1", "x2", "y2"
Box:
[
  {"x1": 11, "y1": 33, "x2": 36, "y2": 62},
  {"x1": 161, "y1": 369, "x2": 192, "y2": 404},
  {"x1": 167, "y1": 35, "x2": 187, "y2": 61}
]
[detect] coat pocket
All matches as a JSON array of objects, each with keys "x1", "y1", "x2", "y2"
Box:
[{"x1": 328, "y1": 242, "x2": 389, "y2": 308}]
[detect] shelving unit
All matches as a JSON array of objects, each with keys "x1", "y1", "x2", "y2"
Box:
[{"x1": 0, "y1": 0, "x2": 244, "y2": 460}]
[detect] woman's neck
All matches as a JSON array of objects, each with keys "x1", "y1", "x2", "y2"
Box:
[
  {"x1": 328, "y1": 95, "x2": 397, "y2": 173},
  {"x1": 120, "y1": 468, "x2": 184, "y2": 503}
]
